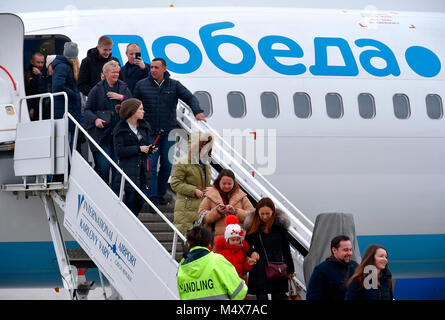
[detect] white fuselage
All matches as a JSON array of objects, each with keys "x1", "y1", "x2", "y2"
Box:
[{"x1": 1, "y1": 7, "x2": 444, "y2": 281}]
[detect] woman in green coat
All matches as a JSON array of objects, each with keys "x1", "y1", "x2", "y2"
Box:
[{"x1": 171, "y1": 132, "x2": 213, "y2": 234}]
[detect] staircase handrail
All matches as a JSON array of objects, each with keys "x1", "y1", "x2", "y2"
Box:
[
  {"x1": 177, "y1": 101, "x2": 313, "y2": 250},
  {"x1": 67, "y1": 112, "x2": 186, "y2": 249}
]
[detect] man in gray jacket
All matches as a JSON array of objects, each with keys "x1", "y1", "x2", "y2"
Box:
[{"x1": 134, "y1": 57, "x2": 205, "y2": 207}]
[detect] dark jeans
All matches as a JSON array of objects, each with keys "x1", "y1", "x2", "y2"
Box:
[
  {"x1": 93, "y1": 141, "x2": 118, "y2": 186},
  {"x1": 122, "y1": 166, "x2": 151, "y2": 217},
  {"x1": 147, "y1": 134, "x2": 175, "y2": 201},
  {"x1": 124, "y1": 186, "x2": 151, "y2": 217}
]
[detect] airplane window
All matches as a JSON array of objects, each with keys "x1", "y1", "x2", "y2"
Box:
[
  {"x1": 393, "y1": 94, "x2": 410, "y2": 119},
  {"x1": 227, "y1": 92, "x2": 246, "y2": 118},
  {"x1": 193, "y1": 91, "x2": 213, "y2": 118},
  {"x1": 293, "y1": 92, "x2": 312, "y2": 119},
  {"x1": 325, "y1": 93, "x2": 344, "y2": 119},
  {"x1": 426, "y1": 94, "x2": 443, "y2": 119},
  {"x1": 358, "y1": 93, "x2": 376, "y2": 119},
  {"x1": 261, "y1": 92, "x2": 279, "y2": 118}
]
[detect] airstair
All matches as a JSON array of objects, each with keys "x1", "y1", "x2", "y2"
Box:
[
  {"x1": 1, "y1": 89, "x2": 314, "y2": 299},
  {"x1": 0, "y1": 12, "x2": 314, "y2": 300}
]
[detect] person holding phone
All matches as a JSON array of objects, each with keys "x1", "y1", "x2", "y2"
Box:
[
  {"x1": 113, "y1": 98, "x2": 158, "y2": 216},
  {"x1": 198, "y1": 169, "x2": 254, "y2": 239},
  {"x1": 119, "y1": 43, "x2": 150, "y2": 94}
]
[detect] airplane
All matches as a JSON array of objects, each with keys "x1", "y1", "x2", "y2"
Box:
[{"x1": 0, "y1": 2, "x2": 444, "y2": 299}]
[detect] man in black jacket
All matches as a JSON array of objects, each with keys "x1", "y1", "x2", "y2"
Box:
[
  {"x1": 119, "y1": 43, "x2": 150, "y2": 94},
  {"x1": 306, "y1": 235, "x2": 359, "y2": 300},
  {"x1": 78, "y1": 35, "x2": 120, "y2": 96},
  {"x1": 134, "y1": 57, "x2": 205, "y2": 206},
  {"x1": 24, "y1": 52, "x2": 51, "y2": 120}
]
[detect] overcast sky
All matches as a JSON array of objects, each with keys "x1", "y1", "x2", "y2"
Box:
[{"x1": 1, "y1": 0, "x2": 445, "y2": 13}]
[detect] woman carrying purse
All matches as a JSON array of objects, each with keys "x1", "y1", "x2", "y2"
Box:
[
  {"x1": 84, "y1": 60, "x2": 132, "y2": 185},
  {"x1": 244, "y1": 197, "x2": 295, "y2": 300}
]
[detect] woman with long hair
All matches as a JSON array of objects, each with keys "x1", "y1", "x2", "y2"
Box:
[
  {"x1": 198, "y1": 169, "x2": 254, "y2": 239},
  {"x1": 345, "y1": 244, "x2": 393, "y2": 300},
  {"x1": 243, "y1": 197, "x2": 295, "y2": 300},
  {"x1": 170, "y1": 131, "x2": 213, "y2": 234},
  {"x1": 51, "y1": 42, "x2": 82, "y2": 132}
]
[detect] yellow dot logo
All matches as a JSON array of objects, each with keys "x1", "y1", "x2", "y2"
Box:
[{"x1": 5, "y1": 106, "x2": 15, "y2": 116}]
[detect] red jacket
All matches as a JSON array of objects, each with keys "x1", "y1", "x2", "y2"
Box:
[{"x1": 214, "y1": 235, "x2": 253, "y2": 281}]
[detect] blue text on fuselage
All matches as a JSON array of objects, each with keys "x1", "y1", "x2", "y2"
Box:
[{"x1": 108, "y1": 21, "x2": 441, "y2": 78}]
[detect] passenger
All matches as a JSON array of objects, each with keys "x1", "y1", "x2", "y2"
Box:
[
  {"x1": 306, "y1": 235, "x2": 359, "y2": 300},
  {"x1": 51, "y1": 42, "x2": 82, "y2": 134},
  {"x1": 78, "y1": 35, "x2": 120, "y2": 97},
  {"x1": 170, "y1": 131, "x2": 213, "y2": 232},
  {"x1": 243, "y1": 197, "x2": 295, "y2": 300},
  {"x1": 198, "y1": 169, "x2": 254, "y2": 239},
  {"x1": 177, "y1": 225, "x2": 248, "y2": 300},
  {"x1": 119, "y1": 43, "x2": 150, "y2": 94},
  {"x1": 214, "y1": 215, "x2": 258, "y2": 283},
  {"x1": 345, "y1": 244, "x2": 393, "y2": 300},
  {"x1": 24, "y1": 52, "x2": 51, "y2": 120},
  {"x1": 84, "y1": 60, "x2": 132, "y2": 185},
  {"x1": 46, "y1": 55, "x2": 56, "y2": 76},
  {"x1": 133, "y1": 57, "x2": 206, "y2": 207},
  {"x1": 113, "y1": 98, "x2": 157, "y2": 216}
]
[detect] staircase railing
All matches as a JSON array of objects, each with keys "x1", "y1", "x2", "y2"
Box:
[
  {"x1": 176, "y1": 101, "x2": 314, "y2": 291},
  {"x1": 68, "y1": 112, "x2": 187, "y2": 252}
]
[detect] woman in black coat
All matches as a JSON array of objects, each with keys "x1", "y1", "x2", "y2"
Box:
[
  {"x1": 113, "y1": 98, "x2": 157, "y2": 216},
  {"x1": 345, "y1": 244, "x2": 393, "y2": 300},
  {"x1": 244, "y1": 197, "x2": 295, "y2": 300},
  {"x1": 84, "y1": 60, "x2": 132, "y2": 185}
]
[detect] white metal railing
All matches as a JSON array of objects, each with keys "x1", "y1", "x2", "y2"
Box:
[
  {"x1": 177, "y1": 101, "x2": 313, "y2": 249},
  {"x1": 68, "y1": 113, "x2": 186, "y2": 260},
  {"x1": 18, "y1": 92, "x2": 70, "y2": 184},
  {"x1": 177, "y1": 101, "x2": 314, "y2": 292}
]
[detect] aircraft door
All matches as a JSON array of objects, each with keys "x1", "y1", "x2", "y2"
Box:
[{"x1": 0, "y1": 14, "x2": 26, "y2": 147}]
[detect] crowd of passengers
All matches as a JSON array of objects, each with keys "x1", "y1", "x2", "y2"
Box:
[{"x1": 25, "y1": 36, "x2": 393, "y2": 301}]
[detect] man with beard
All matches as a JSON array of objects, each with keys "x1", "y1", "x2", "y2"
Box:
[{"x1": 306, "y1": 235, "x2": 359, "y2": 300}]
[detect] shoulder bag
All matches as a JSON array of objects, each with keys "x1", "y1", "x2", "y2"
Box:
[{"x1": 258, "y1": 233, "x2": 288, "y2": 280}]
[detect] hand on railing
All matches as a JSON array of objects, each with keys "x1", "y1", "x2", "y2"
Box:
[{"x1": 195, "y1": 112, "x2": 206, "y2": 122}]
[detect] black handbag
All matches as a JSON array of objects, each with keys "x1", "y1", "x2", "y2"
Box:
[
  {"x1": 259, "y1": 233, "x2": 288, "y2": 280},
  {"x1": 96, "y1": 110, "x2": 113, "y2": 128}
]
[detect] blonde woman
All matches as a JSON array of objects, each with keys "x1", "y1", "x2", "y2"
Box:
[
  {"x1": 84, "y1": 60, "x2": 132, "y2": 185},
  {"x1": 51, "y1": 42, "x2": 82, "y2": 130}
]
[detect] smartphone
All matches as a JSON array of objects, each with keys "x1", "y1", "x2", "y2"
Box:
[
  {"x1": 148, "y1": 135, "x2": 160, "y2": 154},
  {"x1": 135, "y1": 52, "x2": 141, "y2": 60}
]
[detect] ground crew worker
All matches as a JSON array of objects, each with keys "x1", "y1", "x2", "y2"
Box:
[{"x1": 177, "y1": 226, "x2": 247, "y2": 300}]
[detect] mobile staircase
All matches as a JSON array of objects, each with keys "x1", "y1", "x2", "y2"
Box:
[{"x1": 2, "y1": 93, "x2": 314, "y2": 300}]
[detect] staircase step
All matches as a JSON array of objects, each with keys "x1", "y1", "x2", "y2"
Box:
[
  {"x1": 150, "y1": 232, "x2": 178, "y2": 242},
  {"x1": 67, "y1": 248, "x2": 96, "y2": 269},
  {"x1": 144, "y1": 222, "x2": 175, "y2": 233},
  {"x1": 138, "y1": 212, "x2": 174, "y2": 223}
]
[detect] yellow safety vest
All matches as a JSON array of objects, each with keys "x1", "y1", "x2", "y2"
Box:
[{"x1": 177, "y1": 246, "x2": 247, "y2": 300}]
